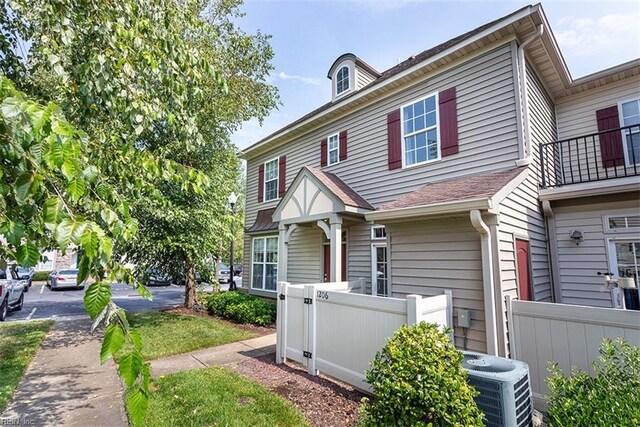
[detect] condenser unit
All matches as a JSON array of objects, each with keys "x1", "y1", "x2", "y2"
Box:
[{"x1": 462, "y1": 351, "x2": 533, "y2": 427}]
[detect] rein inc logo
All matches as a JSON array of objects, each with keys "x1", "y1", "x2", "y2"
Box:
[{"x1": 0, "y1": 417, "x2": 33, "y2": 425}]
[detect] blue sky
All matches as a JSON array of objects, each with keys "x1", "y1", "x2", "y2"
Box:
[{"x1": 231, "y1": 0, "x2": 640, "y2": 150}]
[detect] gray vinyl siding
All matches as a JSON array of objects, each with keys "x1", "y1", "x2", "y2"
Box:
[
  {"x1": 386, "y1": 218, "x2": 486, "y2": 353},
  {"x1": 355, "y1": 67, "x2": 377, "y2": 90},
  {"x1": 243, "y1": 43, "x2": 521, "y2": 286},
  {"x1": 553, "y1": 197, "x2": 640, "y2": 307},
  {"x1": 555, "y1": 75, "x2": 640, "y2": 140},
  {"x1": 287, "y1": 227, "x2": 322, "y2": 284},
  {"x1": 347, "y1": 222, "x2": 374, "y2": 289},
  {"x1": 498, "y1": 64, "x2": 554, "y2": 306}
]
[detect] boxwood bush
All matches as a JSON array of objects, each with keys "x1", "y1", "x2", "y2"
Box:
[
  {"x1": 32, "y1": 271, "x2": 51, "y2": 281},
  {"x1": 546, "y1": 337, "x2": 640, "y2": 427},
  {"x1": 360, "y1": 322, "x2": 484, "y2": 427},
  {"x1": 205, "y1": 292, "x2": 276, "y2": 326}
]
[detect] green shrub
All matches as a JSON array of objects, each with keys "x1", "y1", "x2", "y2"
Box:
[
  {"x1": 205, "y1": 292, "x2": 276, "y2": 326},
  {"x1": 32, "y1": 271, "x2": 51, "y2": 281},
  {"x1": 360, "y1": 322, "x2": 484, "y2": 427},
  {"x1": 546, "y1": 337, "x2": 640, "y2": 427}
]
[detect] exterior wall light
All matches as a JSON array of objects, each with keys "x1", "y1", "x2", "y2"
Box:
[{"x1": 569, "y1": 230, "x2": 584, "y2": 246}]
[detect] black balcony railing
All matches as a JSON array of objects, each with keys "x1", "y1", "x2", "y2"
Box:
[{"x1": 540, "y1": 124, "x2": 640, "y2": 189}]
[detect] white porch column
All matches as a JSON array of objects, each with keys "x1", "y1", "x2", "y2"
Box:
[
  {"x1": 329, "y1": 215, "x2": 342, "y2": 282},
  {"x1": 278, "y1": 224, "x2": 288, "y2": 282}
]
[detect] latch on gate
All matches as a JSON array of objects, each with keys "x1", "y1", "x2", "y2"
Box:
[
  {"x1": 303, "y1": 351, "x2": 312, "y2": 358},
  {"x1": 303, "y1": 298, "x2": 313, "y2": 304},
  {"x1": 279, "y1": 293, "x2": 285, "y2": 300}
]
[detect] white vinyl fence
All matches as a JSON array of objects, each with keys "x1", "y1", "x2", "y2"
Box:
[
  {"x1": 276, "y1": 281, "x2": 452, "y2": 392},
  {"x1": 507, "y1": 298, "x2": 640, "y2": 410}
]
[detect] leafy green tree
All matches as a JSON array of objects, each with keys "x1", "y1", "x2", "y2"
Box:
[
  {"x1": 118, "y1": 0, "x2": 277, "y2": 307},
  {"x1": 0, "y1": 0, "x2": 277, "y2": 420}
]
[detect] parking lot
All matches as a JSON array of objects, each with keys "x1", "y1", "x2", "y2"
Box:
[{"x1": 3, "y1": 281, "x2": 224, "y2": 323}]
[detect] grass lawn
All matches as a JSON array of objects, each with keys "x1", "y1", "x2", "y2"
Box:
[
  {"x1": 127, "y1": 311, "x2": 257, "y2": 360},
  {"x1": 129, "y1": 367, "x2": 308, "y2": 427},
  {"x1": 0, "y1": 320, "x2": 53, "y2": 412}
]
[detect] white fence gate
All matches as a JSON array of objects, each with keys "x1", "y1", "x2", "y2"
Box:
[
  {"x1": 276, "y1": 281, "x2": 452, "y2": 392},
  {"x1": 507, "y1": 298, "x2": 640, "y2": 410}
]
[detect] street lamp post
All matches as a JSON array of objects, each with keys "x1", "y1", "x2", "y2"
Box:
[{"x1": 228, "y1": 191, "x2": 238, "y2": 291}]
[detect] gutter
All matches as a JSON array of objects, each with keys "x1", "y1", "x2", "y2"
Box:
[
  {"x1": 470, "y1": 209, "x2": 499, "y2": 356},
  {"x1": 515, "y1": 24, "x2": 544, "y2": 167}
]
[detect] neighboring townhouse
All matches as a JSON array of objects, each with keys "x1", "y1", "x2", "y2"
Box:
[{"x1": 240, "y1": 3, "x2": 640, "y2": 357}]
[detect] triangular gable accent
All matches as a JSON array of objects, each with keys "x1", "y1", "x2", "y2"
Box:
[{"x1": 273, "y1": 166, "x2": 373, "y2": 224}]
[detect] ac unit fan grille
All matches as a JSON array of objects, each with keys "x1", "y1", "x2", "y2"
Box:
[
  {"x1": 514, "y1": 375, "x2": 533, "y2": 427},
  {"x1": 467, "y1": 376, "x2": 504, "y2": 426}
]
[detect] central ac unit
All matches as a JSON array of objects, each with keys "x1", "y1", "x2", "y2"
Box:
[{"x1": 461, "y1": 351, "x2": 533, "y2": 427}]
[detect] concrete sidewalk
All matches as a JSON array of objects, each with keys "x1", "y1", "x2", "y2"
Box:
[
  {"x1": 150, "y1": 333, "x2": 277, "y2": 377},
  {"x1": 1, "y1": 319, "x2": 127, "y2": 426}
]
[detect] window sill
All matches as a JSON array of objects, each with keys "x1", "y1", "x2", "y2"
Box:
[{"x1": 402, "y1": 156, "x2": 442, "y2": 170}]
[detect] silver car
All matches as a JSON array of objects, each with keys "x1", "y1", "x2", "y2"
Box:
[
  {"x1": 0, "y1": 268, "x2": 26, "y2": 321},
  {"x1": 47, "y1": 269, "x2": 87, "y2": 290}
]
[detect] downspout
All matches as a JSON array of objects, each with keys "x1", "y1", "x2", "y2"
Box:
[
  {"x1": 515, "y1": 24, "x2": 544, "y2": 167},
  {"x1": 470, "y1": 209, "x2": 499, "y2": 356},
  {"x1": 542, "y1": 201, "x2": 562, "y2": 303}
]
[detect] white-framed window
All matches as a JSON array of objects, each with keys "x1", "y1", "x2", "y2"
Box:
[
  {"x1": 619, "y1": 98, "x2": 640, "y2": 165},
  {"x1": 336, "y1": 66, "x2": 350, "y2": 96},
  {"x1": 371, "y1": 225, "x2": 386, "y2": 240},
  {"x1": 328, "y1": 133, "x2": 339, "y2": 165},
  {"x1": 402, "y1": 93, "x2": 440, "y2": 167},
  {"x1": 251, "y1": 236, "x2": 278, "y2": 291},
  {"x1": 605, "y1": 214, "x2": 640, "y2": 232},
  {"x1": 264, "y1": 158, "x2": 279, "y2": 202}
]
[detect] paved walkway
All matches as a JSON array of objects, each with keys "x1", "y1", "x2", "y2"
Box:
[
  {"x1": 150, "y1": 333, "x2": 277, "y2": 377},
  {"x1": 1, "y1": 318, "x2": 128, "y2": 426}
]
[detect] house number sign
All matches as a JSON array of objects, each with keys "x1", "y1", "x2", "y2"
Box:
[{"x1": 317, "y1": 290, "x2": 329, "y2": 300}]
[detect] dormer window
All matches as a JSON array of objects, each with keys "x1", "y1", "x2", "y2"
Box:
[{"x1": 336, "y1": 66, "x2": 350, "y2": 96}]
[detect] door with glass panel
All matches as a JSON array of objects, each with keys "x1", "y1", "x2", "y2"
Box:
[{"x1": 372, "y1": 244, "x2": 388, "y2": 297}]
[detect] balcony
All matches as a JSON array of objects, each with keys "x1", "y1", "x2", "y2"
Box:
[{"x1": 540, "y1": 124, "x2": 640, "y2": 189}]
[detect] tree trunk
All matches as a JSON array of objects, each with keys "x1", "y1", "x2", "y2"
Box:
[{"x1": 184, "y1": 258, "x2": 197, "y2": 309}]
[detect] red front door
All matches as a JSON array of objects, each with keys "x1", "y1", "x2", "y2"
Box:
[
  {"x1": 516, "y1": 239, "x2": 532, "y2": 301},
  {"x1": 323, "y1": 244, "x2": 347, "y2": 282}
]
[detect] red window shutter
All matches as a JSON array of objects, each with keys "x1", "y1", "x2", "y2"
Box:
[
  {"x1": 387, "y1": 110, "x2": 402, "y2": 170},
  {"x1": 258, "y1": 164, "x2": 264, "y2": 203},
  {"x1": 278, "y1": 155, "x2": 286, "y2": 198},
  {"x1": 596, "y1": 106, "x2": 625, "y2": 168},
  {"x1": 320, "y1": 138, "x2": 328, "y2": 167},
  {"x1": 439, "y1": 87, "x2": 459, "y2": 157},
  {"x1": 339, "y1": 130, "x2": 348, "y2": 161}
]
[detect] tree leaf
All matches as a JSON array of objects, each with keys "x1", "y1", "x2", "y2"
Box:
[
  {"x1": 83, "y1": 282, "x2": 112, "y2": 319},
  {"x1": 14, "y1": 172, "x2": 36, "y2": 204},
  {"x1": 118, "y1": 350, "x2": 143, "y2": 387},
  {"x1": 67, "y1": 178, "x2": 86, "y2": 201},
  {"x1": 6, "y1": 221, "x2": 25, "y2": 246},
  {"x1": 100, "y1": 323, "x2": 125, "y2": 363},
  {"x1": 127, "y1": 387, "x2": 149, "y2": 427},
  {"x1": 129, "y1": 329, "x2": 142, "y2": 351},
  {"x1": 16, "y1": 243, "x2": 40, "y2": 267},
  {"x1": 54, "y1": 218, "x2": 74, "y2": 252},
  {"x1": 77, "y1": 254, "x2": 91, "y2": 284},
  {"x1": 43, "y1": 197, "x2": 67, "y2": 230}
]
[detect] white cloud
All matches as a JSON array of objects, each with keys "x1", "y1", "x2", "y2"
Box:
[
  {"x1": 555, "y1": 14, "x2": 640, "y2": 56},
  {"x1": 275, "y1": 71, "x2": 321, "y2": 86}
]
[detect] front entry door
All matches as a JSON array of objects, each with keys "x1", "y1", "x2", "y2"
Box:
[
  {"x1": 516, "y1": 239, "x2": 532, "y2": 301},
  {"x1": 323, "y1": 244, "x2": 347, "y2": 282}
]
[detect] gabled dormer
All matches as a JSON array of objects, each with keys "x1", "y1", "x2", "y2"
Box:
[{"x1": 327, "y1": 53, "x2": 380, "y2": 101}]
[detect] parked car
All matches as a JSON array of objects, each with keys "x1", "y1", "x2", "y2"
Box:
[
  {"x1": 0, "y1": 268, "x2": 25, "y2": 321},
  {"x1": 217, "y1": 263, "x2": 230, "y2": 284},
  {"x1": 15, "y1": 267, "x2": 34, "y2": 291},
  {"x1": 47, "y1": 269, "x2": 87, "y2": 290},
  {"x1": 144, "y1": 268, "x2": 172, "y2": 287},
  {"x1": 175, "y1": 271, "x2": 203, "y2": 286}
]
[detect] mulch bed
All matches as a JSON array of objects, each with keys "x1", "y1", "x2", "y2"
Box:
[{"x1": 230, "y1": 354, "x2": 366, "y2": 427}]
